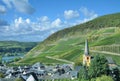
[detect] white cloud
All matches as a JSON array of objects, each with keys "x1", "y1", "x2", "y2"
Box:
[
  {"x1": 64, "y1": 10, "x2": 79, "y2": 19},
  {"x1": 80, "y1": 7, "x2": 98, "y2": 19},
  {"x1": 14, "y1": 17, "x2": 22, "y2": 28},
  {"x1": 0, "y1": 5, "x2": 6, "y2": 14},
  {"x1": 51, "y1": 18, "x2": 62, "y2": 27},
  {"x1": 36, "y1": 16, "x2": 51, "y2": 31},
  {"x1": 38, "y1": 16, "x2": 49, "y2": 22},
  {"x1": 12, "y1": 0, "x2": 35, "y2": 14},
  {"x1": 8, "y1": 17, "x2": 34, "y2": 35},
  {"x1": 63, "y1": 7, "x2": 98, "y2": 27},
  {"x1": 0, "y1": 17, "x2": 62, "y2": 36},
  {"x1": 0, "y1": 17, "x2": 62, "y2": 41},
  {"x1": 2, "y1": 0, "x2": 12, "y2": 8},
  {"x1": 26, "y1": 18, "x2": 31, "y2": 24},
  {"x1": 50, "y1": 30, "x2": 56, "y2": 34},
  {"x1": 2, "y1": 0, "x2": 35, "y2": 14}
]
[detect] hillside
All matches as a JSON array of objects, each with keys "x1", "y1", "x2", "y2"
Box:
[
  {"x1": 44, "y1": 13, "x2": 120, "y2": 43},
  {"x1": 19, "y1": 13, "x2": 120, "y2": 65},
  {"x1": 0, "y1": 41, "x2": 38, "y2": 56}
]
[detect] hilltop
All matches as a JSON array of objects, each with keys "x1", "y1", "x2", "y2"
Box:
[{"x1": 19, "y1": 13, "x2": 120, "y2": 65}]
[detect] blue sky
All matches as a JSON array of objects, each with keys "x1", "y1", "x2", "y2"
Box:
[{"x1": 0, "y1": 0, "x2": 120, "y2": 42}]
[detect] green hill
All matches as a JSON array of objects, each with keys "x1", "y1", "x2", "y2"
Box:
[
  {"x1": 19, "y1": 13, "x2": 120, "y2": 65},
  {"x1": 0, "y1": 41, "x2": 38, "y2": 56}
]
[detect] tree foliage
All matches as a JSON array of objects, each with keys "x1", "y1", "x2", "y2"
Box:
[
  {"x1": 14, "y1": 78, "x2": 24, "y2": 81},
  {"x1": 96, "y1": 75, "x2": 113, "y2": 81},
  {"x1": 111, "y1": 68, "x2": 120, "y2": 81},
  {"x1": 0, "y1": 72, "x2": 5, "y2": 78},
  {"x1": 88, "y1": 55, "x2": 109, "y2": 78},
  {"x1": 0, "y1": 55, "x2": 2, "y2": 64}
]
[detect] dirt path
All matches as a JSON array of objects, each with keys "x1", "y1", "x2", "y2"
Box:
[
  {"x1": 90, "y1": 50, "x2": 120, "y2": 56},
  {"x1": 46, "y1": 56, "x2": 74, "y2": 65}
]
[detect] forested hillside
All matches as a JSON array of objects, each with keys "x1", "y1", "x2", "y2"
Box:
[{"x1": 0, "y1": 41, "x2": 38, "y2": 56}]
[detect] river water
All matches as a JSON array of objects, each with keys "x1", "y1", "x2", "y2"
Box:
[{"x1": 2, "y1": 55, "x2": 24, "y2": 62}]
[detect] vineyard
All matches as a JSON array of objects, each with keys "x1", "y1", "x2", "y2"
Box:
[
  {"x1": 19, "y1": 13, "x2": 120, "y2": 66},
  {"x1": 91, "y1": 45, "x2": 120, "y2": 54}
]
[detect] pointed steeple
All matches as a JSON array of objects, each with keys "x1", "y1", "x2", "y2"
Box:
[{"x1": 84, "y1": 39, "x2": 89, "y2": 55}]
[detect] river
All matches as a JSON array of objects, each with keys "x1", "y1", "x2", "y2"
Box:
[{"x1": 2, "y1": 55, "x2": 24, "y2": 62}]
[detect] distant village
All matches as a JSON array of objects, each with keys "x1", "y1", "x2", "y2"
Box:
[{"x1": 0, "y1": 40, "x2": 118, "y2": 81}]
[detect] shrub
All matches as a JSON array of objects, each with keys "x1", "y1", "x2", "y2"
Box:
[{"x1": 96, "y1": 75, "x2": 113, "y2": 81}]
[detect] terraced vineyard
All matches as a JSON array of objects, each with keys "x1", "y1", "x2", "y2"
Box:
[{"x1": 19, "y1": 13, "x2": 120, "y2": 65}]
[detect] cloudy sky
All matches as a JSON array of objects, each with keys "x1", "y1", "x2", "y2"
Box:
[{"x1": 0, "y1": 0, "x2": 120, "y2": 42}]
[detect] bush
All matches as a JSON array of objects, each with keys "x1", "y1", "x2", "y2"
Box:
[
  {"x1": 0, "y1": 72, "x2": 5, "y2": 78},
  {"x1": 96, "y1": 75, "x2": 113, "y2": 81},
  {"x1": 14, "y1": 78, "x2": 24, "y2": 81}
]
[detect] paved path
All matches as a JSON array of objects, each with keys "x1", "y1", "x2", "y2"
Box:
[{"x1": 46, "y1": 56, "x2": 74, "y2": 65}]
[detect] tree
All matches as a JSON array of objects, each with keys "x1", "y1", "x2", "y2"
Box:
[
  {"x1": 88, "y1": 55, "x2": 109, "y2": 78},
  {"x1": 83, "y1": 66, "x2": 89, "y2": 80},
  {"x1": 96, "y1": 75, "x2": 113, "y2": 81},
  {"x1": 111, "y1": 68, "x2": 120, "y2": 81},
  {"x1": 14, "y1": 78, "x2": 24, "y2": 81},
  {"x1": 0, "y1": 55, "x2": 2, "y2": 64},
  {"x1": 0, "y1": 72, "x2": 5, "y2": 78},
  {"x1": 79, "y1": 66, "x2": 89, "y2": 80}
]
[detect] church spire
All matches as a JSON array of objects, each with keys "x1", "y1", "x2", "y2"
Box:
[
  {"x1": 83, "y1": 39, "x2": 91, "y2": 66},
  {"x1": 84, "y1": 39, "x2": 89, "y2": 55}
]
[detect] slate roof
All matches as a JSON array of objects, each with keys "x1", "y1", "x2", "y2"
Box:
[
  {"x1": 74, "y1": 66, "x2": 81, "y2": 72},
  {"x1": 106, "y1": 57, "x2": 115, "y2": 64},
  {"x1": 27, "y1": 72, "x2": 38, "y2": 81},
  {"x1": 32, "y1": 62, "x2": 45, "y2": 69}
]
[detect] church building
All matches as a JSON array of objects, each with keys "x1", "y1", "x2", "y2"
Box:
[{"x1": 83, "y1": 39, "x2": 91, "y2": 67}]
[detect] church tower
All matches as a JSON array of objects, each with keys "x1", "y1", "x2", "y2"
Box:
[{"x1": 83, "y1": 39, "x2": 91, "y2": 66}]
